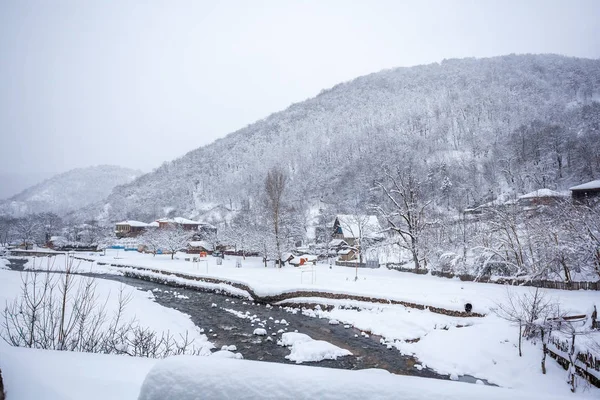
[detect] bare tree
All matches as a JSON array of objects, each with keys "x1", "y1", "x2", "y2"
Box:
[
  {"x1": 493, "y1": 287, "x2": 555, "y2": 359},
  {"x1": 37, "y1": 212, "x2": 62, "y2": 243},
  {"x1": 373, "y1": 166, "x2": 431, "y2": 271},
  {"x1": 0, "y1": 216, "x2": 16, "y2": 246},
  {"x1": 140, "y1": 228, "x2": 161, "y2": 256},
  {"x1": 264, "y1": 167, "x2": 288, "y2": 267},
  {"x1": 14, "y1": 215, "x2": 40, "y2": 250},
  {"x1": 157, "y1": 226, "x2": 192, "y2": 260}
]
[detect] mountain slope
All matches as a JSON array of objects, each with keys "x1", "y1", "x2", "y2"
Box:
[
  {"x1": 88, "y1": 54, "x2": 600, "y2": 222},
  {"x1": 1, "y1": 165, "x2": 142, "y2": 216}
]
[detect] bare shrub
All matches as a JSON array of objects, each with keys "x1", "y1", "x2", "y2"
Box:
[{"x1": 1, "y1": 257, "x2": 204, "y2": 358}]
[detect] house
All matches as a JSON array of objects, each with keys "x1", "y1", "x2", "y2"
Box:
[
  {"x1": 157, "y1": 217, "x2": 201, "y2": 231},
  {"x1": 338, "y1": 247, "x2": 358, "y2": 261},
  {"x1": 187, "y1": 240, "x2": 212, "y2": 254},
  {"x1": 327, "y1": 238, "x2": 348, "y2": 255},
  {"x1": 332, "y1": 215, "x2": 383, "y2": 246},
  {"x1": 570, "y1": 179, "x2": 600, "y2": 204},
  {"x1": 115, "y1": 220, "x2": 149, "y2": 238},
  {"x1": 517, "y1": 189, "x2": 568, "y2": 209}
]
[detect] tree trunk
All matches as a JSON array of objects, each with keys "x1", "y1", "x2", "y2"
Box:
[{"x1": 518, "y1": 323, "x2": 523, "y2": 357}]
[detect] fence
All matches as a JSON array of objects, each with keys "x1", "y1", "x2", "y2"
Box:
[
  {"x1": 548, "y1": 335, "x2": 600, "y2": 388},
  {"x1": 385, "y1": 264, "x2": 600, "y2": 291},
  {"x1": 336, "y1": 260, "x2": 380, "y2": 269}
]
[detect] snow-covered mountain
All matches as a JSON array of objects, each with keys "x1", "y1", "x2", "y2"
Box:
[
  {"x1": 1, "y1": 165, "x2": 142, "y2": 216},
  {"x1": 84, "y1": 54, "x2": 600, "y2": 222}
]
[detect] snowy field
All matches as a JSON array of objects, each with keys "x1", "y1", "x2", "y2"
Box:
[
  {"x1": 7, "y1": 252, "x2": 600, "y2": 397},
  {"x1": 47, "y1": 249, "x2": 599, "y2": 315}
]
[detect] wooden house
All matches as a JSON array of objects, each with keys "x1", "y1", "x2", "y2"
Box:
[
  {"x1": 187, "y1": 240, "x2": 212, "y2": 254},
  {"x1": 115, "y1": 220, "x2": 148, "y2": 238},
  {"x1": 570, "y1": 180, "x2": 600, "y2": 204},
  {"x1": 157, "y1": 217, "x2": 201, "y2": 231},
  {"x1": 517, "y1": 189, "x2": 567, "y2": 210}
]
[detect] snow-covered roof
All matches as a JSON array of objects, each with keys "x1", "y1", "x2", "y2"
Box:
[
  {"x1": 328, "y1": 239, "x2": 348, "y2": 247},
  {"x1": 335, "y1": 215, "x2": 383, "y2": 239},
  {"x1": 570, "y1": 179, "x2": 600, "y2": 191},
  {"x1": 338, "y1": 248, "x2": 357, "y2": 255},
  {"x1": 157, "y1": 217, "x2": 200, "y2": 225},
  {"x1": 147, "y1": 221, "x2": 159, "y2": 227},
  {"x1": 115, "y1": 220, "x2": 148, "y2": 227},
  {"x1": 518, "y1": 189, "x2": 567, "y2": 199},
  {"x1": 188, "y1": 241, "x2": 210, "y2": 248}
]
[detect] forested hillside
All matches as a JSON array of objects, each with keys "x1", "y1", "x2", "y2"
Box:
[{"x1": 94, "y1": 54, "x2": 600, "y2": 223}]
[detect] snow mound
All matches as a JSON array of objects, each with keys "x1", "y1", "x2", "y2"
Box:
[
  {"x1": 277, "y1": 332, "x2": 313, "y2": 347},
  {"x1": 253, "y1": 328, "x2": 267, "y2": 336},
  {"x1": 211, "y1": 350, "x2": 243, "y2": 359},
  {"x1": 137, "y1": 356, "x2": 568, "y2": 400},
  {"x1": 277, "y1": 332, "x2": 352, "y2": 364},
  {"x1": 285, "y1": 339, "x2": 352, "y2": 364},
  {"x1": 0, "y1": 258, "x2": 9, "y2": 270}
]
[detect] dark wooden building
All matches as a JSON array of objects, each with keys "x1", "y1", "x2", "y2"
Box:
[{"x1": 570, "y1": 180, "x2": 600, "y2": 204}]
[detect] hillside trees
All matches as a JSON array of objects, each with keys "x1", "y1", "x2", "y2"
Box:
[{"x1": 85, "y1": 55, "x2": 600, "y2": 223}]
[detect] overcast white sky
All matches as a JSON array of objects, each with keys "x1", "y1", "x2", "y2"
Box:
[{"x1": 1, "y1": 0, "x2": 599, "y2": 198}]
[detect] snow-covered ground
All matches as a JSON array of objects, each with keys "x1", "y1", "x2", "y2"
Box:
[
  {"x1": 0, "y1": 267, "x2": 215, "y2": 399},
  {"x1": 136, "y1": 355, "x2": 578, "y2": 400},
  {"x1": 48, "y1": 249, "x2": 598, "y2": 315},
  {"x1": 11, "y1": 252, "x2": 600, "y2": 397},
  {"x1": 0, "y1": 343, "x2": 157, "y2": 400},
  {"x1": 0, "y1": 268, "x2": 213, "y2": 353}
]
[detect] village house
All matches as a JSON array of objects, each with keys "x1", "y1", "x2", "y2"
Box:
[
  {"x1": 156, "y1": 217, "x2": 202, "y2": 230},
  {"x1": 570, "y1": 179, "x2": 600, "y2": 205},
  {"x1": 115, "y1": 220, "x2": 149, "y2": 238},
  {"x1": 517, "y1": 188, "x2": 568, "y2": 208},
  {"x1": 187, "y1": 240, "x2": 212, "y2": 254},
  {"x1": 331, "y1": 214, "x2": 383, "y2": 246}
]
